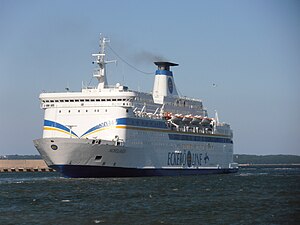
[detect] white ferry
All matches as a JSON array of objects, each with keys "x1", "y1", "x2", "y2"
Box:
[{"x1": 33, "y1": 36, "x2": 238, "y2": 177}]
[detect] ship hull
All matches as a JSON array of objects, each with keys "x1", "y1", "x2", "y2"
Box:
[{"x1": 33, "y1": 137, "x2": 238, "y2": 178}]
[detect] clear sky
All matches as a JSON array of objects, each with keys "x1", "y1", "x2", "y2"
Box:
[{"x1": 0, "y1": 0, "x2": 299, "y2": 155}]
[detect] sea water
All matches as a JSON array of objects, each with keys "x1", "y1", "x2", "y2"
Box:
[{"x1": 0, "y1": 167, "x2": 299, "y2": 225}]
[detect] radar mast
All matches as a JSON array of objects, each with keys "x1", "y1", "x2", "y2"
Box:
[{"x1": 92, "y1": 34, "x2": 116, "y2": 90}]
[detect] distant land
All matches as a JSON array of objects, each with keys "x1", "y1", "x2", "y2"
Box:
[
  {"x1": 233, "y1": 154, "x2": 300, "y2": 165},
  {"x1": 1, "y1": 154, "x2": 300, "y2": 165}
]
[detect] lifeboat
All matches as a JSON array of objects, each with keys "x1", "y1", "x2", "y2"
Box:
[
  {"x1": 191, "y1": 115, "x2": 203, "y2": 125},
  {"x1": 182, "y1": 114, "x2": 193, "y2": 124},
  {"x1": 170, "y1": 114, "x2": 183, "y2": 124},
  {"x1": 163, "y1": 112, "x2": 172, "y2": 120},
  {"x1": 201, "y1": 117, "x2": 213, "y2": 126}
]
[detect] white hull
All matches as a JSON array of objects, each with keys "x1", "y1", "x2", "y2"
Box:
[{"x1": 34, "y1": 125, "x2": 238, "y2": 177}]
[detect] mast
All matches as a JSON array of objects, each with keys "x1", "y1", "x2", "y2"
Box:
[{"x1": 92, "y1": 35, "x2": 116, "y2": 90}]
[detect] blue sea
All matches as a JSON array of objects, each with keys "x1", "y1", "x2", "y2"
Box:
[{"x1": 0, "y1": 167, "x2": 299, "y2": 225}]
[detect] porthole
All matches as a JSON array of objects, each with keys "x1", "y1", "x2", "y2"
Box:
[{"x1": 51, "y1": 144, "x2": 58, "y2": 150}]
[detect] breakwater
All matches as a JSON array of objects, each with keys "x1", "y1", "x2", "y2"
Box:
[{"x1": 0, "y1": 160, "x2": 54, "y2": 172}]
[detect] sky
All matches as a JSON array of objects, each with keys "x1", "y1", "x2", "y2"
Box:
[{"x1": 0, "y1": 0, "x2": 299, "y2": 156}]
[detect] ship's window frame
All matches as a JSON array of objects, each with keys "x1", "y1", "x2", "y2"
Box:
[
  {"x1": 101, "y1": 99, "x2": 106, "y2": 102},
  {"x1": 45, "y1": 100, "x2": 49, "y2": 102},
  {"x1": 55, "y1": 100, "x2": 59, "y2": 102},
  {"x1": 85, "y1": 99, "x2": 90, "y2": 102},
  {"x1": 91, "y1": 99, "x2": 95, "y2": 102},
  {"x1": 107, "y1": 99, "x2": 111, "y2": 101},
  {"x1": 112, "y1": 99, "x2": 116, "y2": 101},
  {"x1": 95, "y1": 156, "x2": 102, "y2": 161},
  {"x1": 60, "y1": 100, "x2": 64, "y2": 102},
  {"x1": 96, "y1": 99, "x2": 100, "y2": 102},
  {"x1": 50, "y1": 100, "x2": 54, "y2": 103},
  {"x1": 70, "y1": 100, "x2": 74, "y2": 102},
  {"x1": 65, "y1": 100, "x2": 69, "y2": 102},
  {"x1": 75, "y1": 99, "x2": 79, "y2": 102},
  {"x1": 117, "y1": 99, "x2": 122, "y2": 101},
  {"x1": 80, "y1": 99, "x2": 84, "y2": 102}
]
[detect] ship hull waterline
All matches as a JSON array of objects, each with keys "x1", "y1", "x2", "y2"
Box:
[{"x1": 51, "y1": 165, "x2": 238, "y2": 178}]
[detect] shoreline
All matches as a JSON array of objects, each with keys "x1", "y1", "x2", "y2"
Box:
[{"x1": 1, "y1": 159, "x2": 300, "y2": 172}]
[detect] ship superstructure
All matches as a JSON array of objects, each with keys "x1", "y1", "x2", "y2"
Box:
[{"x1": 34, "y1": 36, "x2": 238, "y2": 177}]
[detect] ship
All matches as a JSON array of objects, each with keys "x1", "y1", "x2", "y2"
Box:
[{"x1": 33, "y1": 35, "x2": 238, "y2": 177}]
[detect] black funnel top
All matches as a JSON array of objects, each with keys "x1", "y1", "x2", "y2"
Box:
[{"x1": 154, "y1": 62, "x2": 179, "y2": 71}]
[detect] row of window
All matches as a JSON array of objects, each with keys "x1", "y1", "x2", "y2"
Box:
[
  {"x1": 57, "y1": 109, "x2": 129, "y2": 114},
  {"x1": 168, "y1": 134, "x2": 233, "y2": 144},
  {"x1": 42, "y1": 98, "x2": 133, "y2": 103}
]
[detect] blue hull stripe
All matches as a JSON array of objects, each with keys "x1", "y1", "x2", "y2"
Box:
[
  {"x1": 51, "y1": 165, "x2": 238, "y2": 178},
  {"x1": 116, "y1": 118, "x2": 168, "y2": 129},
  {"x1": 168, "y1": 134, "x2": 233, "y2": 144},
  {"x1": 44, "y1": 120, "x2": 78, "y2": 137}
]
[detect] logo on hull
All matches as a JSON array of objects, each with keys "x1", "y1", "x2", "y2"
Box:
[{"x1": 167, "y1": 150, "x2": 210, "y2": 167}]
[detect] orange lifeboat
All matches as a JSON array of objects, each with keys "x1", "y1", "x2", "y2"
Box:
[{"x1": 163, "y1": 112, "x2": 172, "y2": 120}]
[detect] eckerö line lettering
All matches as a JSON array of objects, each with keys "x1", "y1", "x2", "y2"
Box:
[{"x1": 167, "y1": 150, "x2": 210, "y2": 167}]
